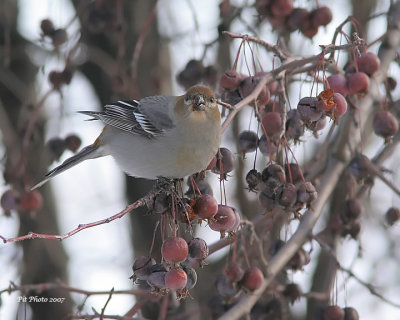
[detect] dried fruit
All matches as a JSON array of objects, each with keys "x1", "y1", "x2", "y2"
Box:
[
  {"x1": 356, "y1": 52, "x2": 380, "y2": 76},
  {"x1": 327, "y1": 74, "x2": 349, "y2": 97},
  {"x1": 238, "y1": 131, "x2": 259, "y2": 154},
  {"x1": 209, "y1": 205, "x2": 237, "y2": 232},
  {"x1": 213, "y1": 147, "x2": 235, "y2": 175},
  {"x1": 347, "y1": 72, "x2": 369, "y2": 95},
  {"x1": 195, "y1": 195, "x2": 218, "y2": 219},
  {"x1": 373, "y1": 110, "x2": 399, "y2": 140},
  {"x1": 188, "y1": 237, "x2": 209, "y2": 261}
]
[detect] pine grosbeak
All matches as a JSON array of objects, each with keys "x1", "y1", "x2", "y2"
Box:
[{"x1": 34, "y1": 85, "x2": 221, "y2": 188}]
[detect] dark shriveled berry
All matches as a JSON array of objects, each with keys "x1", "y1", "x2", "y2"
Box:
[
  {"x1": 385, "y1": 207, "x2": 400, "y2": 226},
  {"x1": 188, "y1": 237, "x2": 209, "y2": 260},
  {"x1": 46, "y1": 137, "x2": 66, "y2": 160},
  {"x1": 246, "y1": 169, "x2": 262, "y2": 191},
  {"x1": 238, "y1": 131, "x2": 259, "y2": 153},
  {"x1": 64, "y1": 134, "x2": 82, "y2": 152},
  {"x1": 132, "y1": 256, "x2": 155, "y2": 281},
  {"x1": 343, "y1": 307, "x2": 360, "y2": 320},
  {"x1": 311, "y1": 6, "x2": 333, "y2": 28},
  {"x1": 182, "y1": 265, "x2": 197, "y2": 290},
  {"x1": 1, "y1": 189, "x2": 19, "y2": 212},
  {"x1": 224, "y1": 263, "x2": 245, "y2": 282},
  {"x1": 283, "y1": 283, "x2": 302, "y2": 304}
]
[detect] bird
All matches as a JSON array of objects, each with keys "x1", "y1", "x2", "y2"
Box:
[{"x1": 33, "y1": 85, "x2": 221, "y2": 189}]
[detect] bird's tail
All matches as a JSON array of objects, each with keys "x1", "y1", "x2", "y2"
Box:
[{"x1": 32, "y1": 144, "x2": 105, "y2": 189}]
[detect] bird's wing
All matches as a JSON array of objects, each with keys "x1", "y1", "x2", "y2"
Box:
[{"x1": 79, "y1": 97, "x2": 175, "y2": 138}]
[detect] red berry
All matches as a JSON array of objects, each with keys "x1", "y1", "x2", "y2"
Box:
[
  {"x1": 311, "y1": 6, "x2": 333, "y2": 27},
  {"x1": 161, "y1": 237, "x2": 188, "y2": 263},
  {"x1": 373, "y1": 110, "x2": 399, "y2": 139},
  {"x1": 258, "y1": 135, "x2": 278, "y2": 155},
  {"x1": 195, "y1": 195, "x2": 218, "y2": 219},
  {"x1": 241, "y1": 267, "x2": 264, "y2": 291},
  {"x1": 327, "y1": 74, "x2": 348, "y2": 97},
  {"x1": 278, "y1": 183, "x2": 297, "y2": 207},
  {"x1": 347, "y1": 72, "x2": 369, "y2": 95},
  {"x1": 220, "y1": 69, "x2": 244, "y2": 90},
  {"x1": 333, "y1": 93, "x2": 348, "y2": 118},
  {"x1": 209, "y1": 205, "x2": 237, "y2": 232},
  {"x1": 270, "y1": 0, "x2": 294, "y2": 17},
  {"x1": 356, "y1": 52, "x2": 380, "y2": 76},
  {"x1": 261, "y1": 112, "x2": 282, "y2": 138},
  {"x1": 19, "y1": 190, "x2": 43, "y2": 211},
  {"x1": 165, "y1": 268, "x2": 187, "y2": 291},
  {"x1": 323, "y1": 305, "x2": 345, "y2": 320}
]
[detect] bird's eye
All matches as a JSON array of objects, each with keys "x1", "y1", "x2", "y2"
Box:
[{"x1": 210, "y1": 97, "x2": 215, "y2": 103}]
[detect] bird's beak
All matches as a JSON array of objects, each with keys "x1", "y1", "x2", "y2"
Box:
[{"x1": 192, "y1": 95, "x2": 205, "y2": 111}]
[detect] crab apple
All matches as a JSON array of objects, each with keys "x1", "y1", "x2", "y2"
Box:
[
  {"x1": 259, "y1": 188, "x2": 276, "y2": 211},
  {"x1": 255, "y1": 0, "x2": 271, "y2": 16},
  {"x1": 387, "y1": 76, "x2": 397, "y2": 91},
  {"x1": 220, "y1": 69, "x2": 244, "y2": 90},
  {"x1": 283, "y1": 283, "x2": 302, "y2": 304},
  {"x1": 188, "y1": 237, "x2": 209, "y2": 260},
  {"x1": 261, "y1": 163, "x2": 286, "y2": 184},
  {"x1": 40, "y1": 19, "x2": 55, "y2": 36},
  {"x1": 194, "y1": 195, "x2": 218, "y2": 219},
  {"x1": 308, "y1": 115, "x2": 327, "y2": 132},
  {"x1": 343, "y1": 307, "x2": 359, "y2": 320},
  {"x1": 262, "y1": 112, "x2": 282, "y2": 138},
  {"x1": 182, "y1": 265, "x2": 197, "y2": 290},
  {"x1": 385, "y1": 207, "x2": 400, "y2": 226},
  {"x1": 356, "y1": 52, "x2": 380, "y2": 76},
  {"x1": 323, "y1": 305, "x2": 345, "y2": 320},
  {"x1": 239, "y1": 76, "x2": 270, "y2": 105},
  {"x1": 285, "y1": 163, "x2": 303, "y2": 184},
  {"x1": 209, "y1": 205, "x2": 237, "y2": 232},
  {"x1": 241, "y1": 267, "x2": 264, "y2": 291},
  {"x1": 132, "y1": 256, "x2": 155, "y2": 281},
  {"x1": 327, "y1": 74, "x2": 348, "y2": 96},
  {"x1": 165, "y1": 268, "x2": 187, "y2": 291},
  {"x1": 177, "y1": 59, "x2": 204, "y2": 89},
  {"x1": 347, "y1": 72, "x2": 369, "y2": 95},
  {"x1": 333, "y1": 93, "x2": 348, "y2": 118},
  {"x1": 19, "y1": 190, "x2": 43, "y2": 211},
  {"x1": 373, "y1": 110, "x2": 399, "y2": 139},
  {"x1": 1, "y1": 189, "x2": 19, "y2": 212},
  {"x1": 147, "y1": 266, "x2": 167, "y2": 290},
  {"x1": 311, "y1": 6, "x2": 333, "y2": 28},
  {"x1": 161, "y1": 237, "x2": 188, "y2": 263},
  {"x1": 258, "y1": 135, "x2": 278, "y2": 155},
  {"x1": 278, "y1": 183, "x2": 297, "y2": 207},
  {"x1": 224, "y1": 263, "x2": 245, "y2": 282},
  {"x1": 213, "y1": 147, "x2": 235, "y2": 175},
  {"x1": 246, "y1": 169, "x2": 262, "y2": 191},
  {"x1": 286, "y1": 109, "x2": 305, "y2": 141},
  {"x1": 287, "y1": 248, "x2": 310, "y2": 270},
  {"x1": 286, "y1": 7, "x2": 309, "y2": 31},
  {"x1": 51, "y1": 28, "x2": 68, "y2": 47},
  {"x1": 297, "y1": 97, "x2": 322, "y2": 122},
  {"x1": 216, "y1": 274, "x2": 241, "y2": 299},
  {"x1": 64, "y1": 134, "x2": 82, "y2": 152},
  {"x1": 46, "y1": 137, "x2": 66, "y2": 160},
  {"x1": 238, "y1": 130, "x2": 259, "y2": 153},
  {"x1": 299, "y1": 15, "x2": 319, "y2": 38},
  {"x1": 297, "y1": 181, "x2": 317, "y2": 204},
  {"x1": 341, "y1": 199, "x2": 362, "y2": 222},
  {"x1": 270, "y1": 0, "x2": 294, "y2": 17}
]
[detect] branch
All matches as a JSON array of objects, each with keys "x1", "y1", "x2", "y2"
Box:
[{"x1": 0, "y1": 198, "x2": 146, "y2": 243}]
